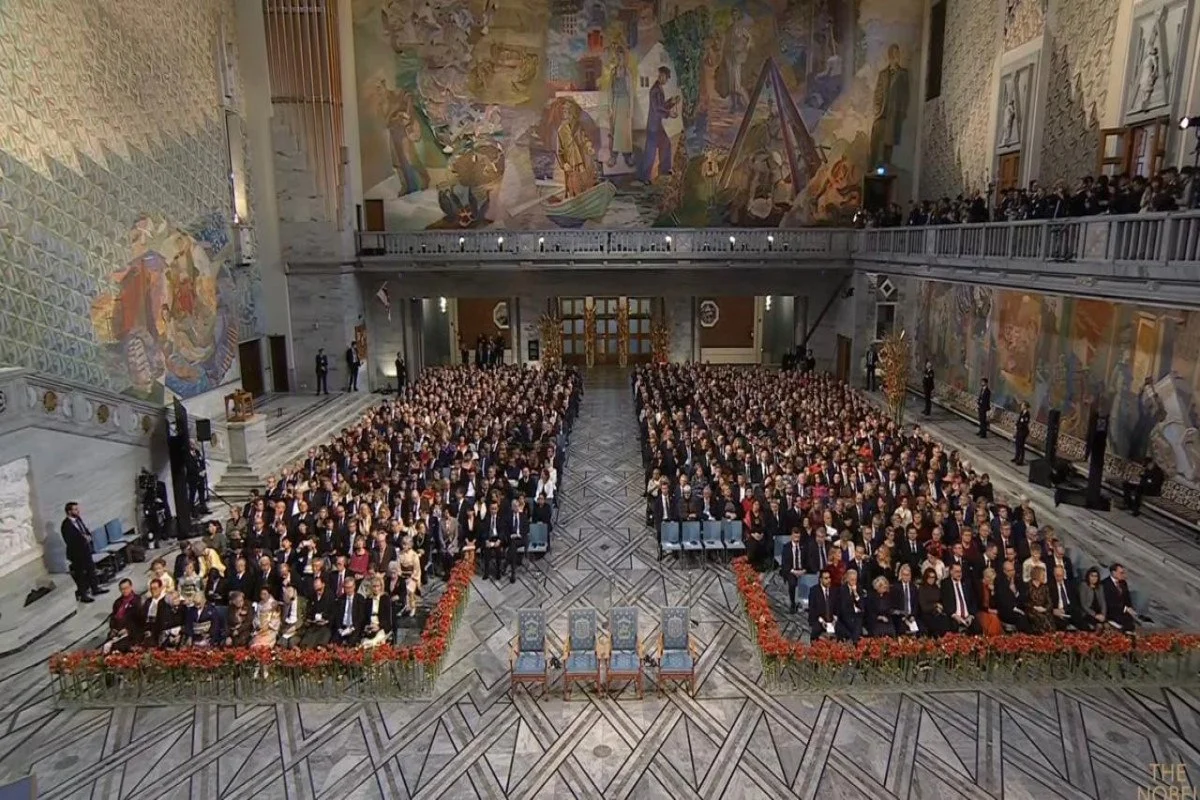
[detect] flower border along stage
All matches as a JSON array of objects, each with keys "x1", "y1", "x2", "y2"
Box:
[
  {"x1": 49, "y1": 558, "x2": 475, "y2": 705},
  {"x1": 731, "y1": 557, "x2": 1200, "y2": 691}
]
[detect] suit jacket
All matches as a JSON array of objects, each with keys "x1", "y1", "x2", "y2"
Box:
[
  {"x1": 1049, "y1": 579, "x2": 1076, "y2": 617},
  {"x1": 941, "y1": 578, "x2": 977, "y2": 617},
  {"x1": 838, "y1": 584, "x2": 866, "y2": 625},
  {"x1": 994, "y1": 578, "x2": 1025, "y2": 618},
  {"x1": 780, "y1": 541, "x2": 804, "y2": 578},
  {"x1": 977, "y1": 387, "x2": 992, "y2": 413},
  {"x1": 332, "y1": 593, "x2": 367, "y2": 634},
  {"x1": 807, "y1": 583, "x2": 836, "y2": 631},
  {"x1": 890, "y1": 581, "x2": 919, "y2": 618},
  {"x1": 802, "y1": 540, "x2": 828, "y2": 573},
  {"x1": 651, "y1": 492, "x2": 678, "y2": 525},
  {"x1": 1102, "y1": 576, "x2": 1133, "y2": 616},
  {"x1": 307, "y1": 588, "x2": 335, "y2": 625},
  {"x1": 502, "y1": 510, "x2": 529, "y2": 542},
  {"x1": 62, "y1": 517, "x2": 95, "y2": 566}
]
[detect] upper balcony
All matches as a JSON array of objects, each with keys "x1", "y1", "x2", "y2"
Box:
[{"x1": 855, "y1": 210, "x2": 1200, "y2": 306}]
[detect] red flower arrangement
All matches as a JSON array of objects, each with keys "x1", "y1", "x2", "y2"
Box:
[
  {"x1": 49, "y1": 557, "x2": 476, "y2": 703},
  {"x1": 731, "y1": 556, "x2": 1200, "y2": 689}
]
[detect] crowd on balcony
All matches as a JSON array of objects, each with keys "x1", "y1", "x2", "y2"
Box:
[
  {"x1": 633, "y1": 364, "x2": 1144, "y2": 642},
  {"x1": 856, "y1": 167, "x2": 1197, "y2": 228},
  {"x1": 94, "y1": 365, "x2": 580, "y2": 653}
]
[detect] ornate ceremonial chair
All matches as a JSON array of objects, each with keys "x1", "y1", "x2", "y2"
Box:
[
  {"x1": 510, "y1": 609, "x2": 549, "y2": 696},
  {"x1": 562, "y1": 608, "x2": 601, "y2": 699},
  {"x1": 657, "y1": 606, "x2": 700, "y2": 696},
  {"x1": 605, "y1": 607, "x2": 643, "y2": 698}
]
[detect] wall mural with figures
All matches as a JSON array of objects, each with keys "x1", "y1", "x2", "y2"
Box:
[
  {"x1": 353, "y1": 0, "x2": 923, "y2": 230},
  {"x1": 908, "y1": 280, "x2": 1200, "y2": 511}
]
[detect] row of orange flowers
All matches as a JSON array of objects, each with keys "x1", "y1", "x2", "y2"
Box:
[
  {"x1": 732, "y1": 556, "x2": 1200, "y2": 667},
  {"x1": 49, "y1": 556, "x2": 475, "y2": 681}
]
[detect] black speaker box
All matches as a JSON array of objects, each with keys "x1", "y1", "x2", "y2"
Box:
[
  {"x1": 1028, "y1": 458, "x2": 1055, "y2": 488},
  {"x1": 195, "y1": 418, "x2": 212, "y2": 442},
  {"x1": 1045, "y1": 408, "x2": 1061, "y2": 460},
  {"x1": 1054, "y1": 485, "x2": 1111, "y2": 511}
]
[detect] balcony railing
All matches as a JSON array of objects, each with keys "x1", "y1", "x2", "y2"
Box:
[
  {"x1": 356, "y1": 228, "x2": 853, "y2": 262},
  {"x1": 855, "y1": 210, "x2": 1200, "y2": 268}
]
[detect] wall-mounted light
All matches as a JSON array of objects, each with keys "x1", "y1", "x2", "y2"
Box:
[
  {"x1": 458, "y1": 236, "x2": 465, "y2": 252},
  {"x1": 765, "y1": 295, "x2": 772, "y2": 311},
  {"x1": 497, "y1": 236, "x2": 504, "y2": 251},
  {"x1": 728, "y1": 235, "x2": 736, "y2": 245},
  {"x1": 438, "y1": 297, "x2": 447, "y2": 313},
  {"x1": 1180, "y1": 115, "x2": 1200, "y2": 130},
  {"x1": 538, "y1": 236, "x2": 545, "y2": 252}
]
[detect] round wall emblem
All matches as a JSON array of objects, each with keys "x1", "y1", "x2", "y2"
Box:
[
  {"x1": 43, "y1": 390, "x2": 58, "y2": 413},
  {"x1": 699, "y1": 299, "x2": 720, "y2": 328},
  {"x1": 492, "y1": 301, "x2": 510, "y2": 330},
  {"x1": 97, "y1": 404, "x2": 110, "y2": 424}
]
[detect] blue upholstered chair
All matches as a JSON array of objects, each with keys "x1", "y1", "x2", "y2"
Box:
[
  {"x1": 605, "y1": 607, "x2": 643, "y2": 698},
  {"x1": 701, "y1": 521, "x2": 724, "y2": 560},
  {"x1": 722, "y1": 520, "x2": 746, "y2": 558},
  {"x1": 659, "y1": 521, "x2": 681, "y2": 561},
  {"x1": 563, "y1": 609, "x2": 601, "y2": 699},
  {"x1": 525, "y1": 522, "x2": 549, "y2": 557},
  {"x1": 680, "y1": 521, "x2": 703, "y2": 562},
  {"x1": 772, "y1": 534, "x2": 789, "y2": 568},
  {"x1": 657, "y1": 606, "x2": 700, "y2": 696},
  {"x1": 510, "y1": 609, "x2": 549, "y2": 696}
]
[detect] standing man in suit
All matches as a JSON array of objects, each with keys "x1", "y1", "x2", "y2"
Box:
[
  {"x1": 1013, "y1": 401, "x2": 1031, "y2": 466},
  {"x1": 807, "y1": 570, "x2": 836, "y2": 640},
  {"x1": 62, "y1": 502, "x2": 107, "y2": 603},
  {"x1": 345, "y1": 342, "x2": 360, "y2": 392},
  {"x1": 977, "y1": 378, "x2": 992, "y2": 437},
  {"x1": 866, "y1": 345, "x2": 879, "y2": 392},
  {"x1": 922, "y1": 360, "x2": 935, "y2": 416},
  {"x1": 395, "y1": 352, "x2": 407, "y2": 394},
  {"x1": 315, "y1": 348, "x2": 329, "y2": 395},
  {"x1": 781, "y1": 529, "x2": 805, "y2": 613}
]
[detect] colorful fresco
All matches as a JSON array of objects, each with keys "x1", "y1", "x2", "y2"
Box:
[
  {"x1": 90, "y1": 215, "x2": 240, "y2": 402},
  {"x1": 353, "y1": 0, "x2": 923, "y2": 230},
  {"x1": 911, "y1": 280, "x2": 1200, "y2": 501}
]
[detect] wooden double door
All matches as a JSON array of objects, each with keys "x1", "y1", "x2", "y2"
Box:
[{"x1": 559, "y1": 297, "x2": 654, "y2": 366}]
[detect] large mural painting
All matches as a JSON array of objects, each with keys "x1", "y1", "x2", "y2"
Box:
[
  {"x1": 911, "y1": 280, "x2": 1200, "y2": 509},
  {"x1": 90, "y1": 215, "x2": 240, "y2": 402},
  {"x1": 353, "y1": 0, "x2": 923, "y2": 230}
]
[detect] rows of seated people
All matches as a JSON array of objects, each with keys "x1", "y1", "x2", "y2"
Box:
[
  {"x1": 633, "y1": 364, "x2": 1144, "y2": 644},
  {"x1": 101, "y1": 365, "x2": 580, "y2": 653}
]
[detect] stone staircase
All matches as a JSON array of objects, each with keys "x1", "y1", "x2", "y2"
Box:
[{"x1": 211, "y1": 392, "x2": 381, "y2": 505}]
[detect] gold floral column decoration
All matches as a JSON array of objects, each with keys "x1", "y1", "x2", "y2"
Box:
[
  {"x1": 616, "y1": 300, "x2": 630, "y2": 367},
  {"x1": 651, "y1": 313, "x2": 671, "y2": 364},
  {"x1": 879, "y1": 330, "x2": 911, "y2": 426},
  {"x1": 538, "y1": 313, "x2": 563, "y2": 367},
  {"x1": 584, "y1": 303, "x2": 597, "y2": 368}
]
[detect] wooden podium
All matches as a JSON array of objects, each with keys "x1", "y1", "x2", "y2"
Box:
[{"x1": 224, "y1": 390, "x2": 254, "y2": 422}]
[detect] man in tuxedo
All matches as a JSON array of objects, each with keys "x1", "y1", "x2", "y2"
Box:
[
  {"x1": 481, "y1": 500, "x2": 505, "y2": 580},
  {"x1": 941, "y1": 563, "x2": 980, "y2": 634},
  {"x1": 807, "y1": 570, "x2": 837, "y2": 640},
  {"x1": 922, "y1": 360, "x2": 935, "y2": 416},
  {"x1": 503, "y1": 498, "x2": 529, "y2": 583},
  {"x1": 780, "y1": 530, "x2": 805, "y2": 613},
  {"x1": 976, "y1": 378, "x2": 992, "y2": 437},
  {"x1": 1102, "y1": 563, "x2": 1137, "y2": 631},
  {"x1": 1049, "y1": 565, "x2": 1077, "y2": 630},
  {"x1": 345, "y1": 342, "x2": 360, "y2": 391},
  {"x1": 300, "y1": 575, "x2": 335, "y2": 647},
  {"x1": 332, "y1": 576, "x2": 365, "y2": 645},
  {"x1": 61, "y1": 502, "x2": 107, "y2": 603},
  {"x1": 315, "y1": 348, "x2": 329, "y2": 395}
]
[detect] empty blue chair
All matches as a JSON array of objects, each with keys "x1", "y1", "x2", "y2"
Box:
[
  {"x1": 525, "y1": 522, "x2": 549, "y2": 556},
  {"x1": 722, "y1": 520, "x2": 746, "y2": 558},
  {"x1": 510, "y1": 609, "x2": 549, "y2": 696},
  {"x1": 606, "y1": 607, "x2": 643, "y2": 698},
  {"x1": 772, "y1": 534, "x2": 789, "y2": 567},
  {"x1": 563, "y1": 608, "x2": 601, "y2": 699},
  {"x1": 681, "y1": 521, "x2": 703, "y2": 560},
  {"x1": 659, "y1": 522, "x2": 681, "y2": 560},
  {"x1": 657, "y1": 607, "x2": 699, "y2": 696},
  {"x1": 700, "y1": 521, "x2": 724, "y2": 559}
]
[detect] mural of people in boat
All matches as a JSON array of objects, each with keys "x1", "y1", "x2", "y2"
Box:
[{"x1": 353, "y1": 0, "x2": 922, "y2": 229}]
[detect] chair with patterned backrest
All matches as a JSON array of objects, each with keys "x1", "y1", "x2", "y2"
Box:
[
  {"x1": 657, "y1": 606, "x2": 700, "y2": 696},
  {"x1": 563, "y1": 608, "x2": 601, "y2": 699},
  {"x1": 605, "y1": 607, "x2": 643, "y2": 698},
  {"x1": 510, "y1": 608, "x2": 549, "y2": 696}
]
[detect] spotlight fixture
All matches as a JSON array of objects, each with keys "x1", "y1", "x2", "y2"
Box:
[
  {"x1": 729, "y1": 235, "x2": 736, "y2": 244},
  {"x1": 458, "y1": 236, "x2": 465, "y2": 252},
  {"x1": 438, "y1": 297, "x2": 447, "y2": 313},
  {"x1": 765, "y1": 295, "x2": 772, "y2": 311},
  {"x1": 1180, "y1": 115, "x2": 1200, "y2": 130},
  {"x1": 664, "y1": 235, "x2": 672, "y2": 243}
]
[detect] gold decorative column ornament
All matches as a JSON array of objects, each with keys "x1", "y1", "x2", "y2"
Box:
[
  {"x1": 538, "y1": 313, "x2": 563, "y2": 367},
  {"x1": 651, "y1": 312, "x2": 671, "y2": 364},
  {"x1": 616, "y1": 299, "x2": 630, "y2": 367},
  {"x1": 584, "y1": 303, "x2": 597, "y2": 367},
  {"x1": 879, "y1": 330, "x2": 910, "y2": 426}
]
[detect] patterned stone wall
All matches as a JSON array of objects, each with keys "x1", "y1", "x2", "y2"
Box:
[
  {"x1": 1004, "y1": 0, "x2": 1045, "y2": 52},
  {"x1": 919, "y1": 0, "x2": 1002, "y2": 200},
  {"x1": 0, "y1": 0, "x2": 260, "y2": 400},
  {"x1": 1038, "y1": 0, "x2": 1121, "y2": 186}
]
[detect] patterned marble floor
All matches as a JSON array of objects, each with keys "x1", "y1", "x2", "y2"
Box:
[{"x1": 0, "y1": 370, "x2": 1198, "y2": 800}]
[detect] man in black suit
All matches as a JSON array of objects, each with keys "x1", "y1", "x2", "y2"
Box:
[
  {"x1": 994, "y1": 560, "x2": 1030, "y2": 632},
  {"x1": 1123, "y1": 457, "x2": 1164, "y2": 516},
  {"x1": 866, "y1": 345, "x2": 878, "y2": 392},
  {"x1": 1013, "y1": 402, "x2": 1031, "y2": 466},
  {"x1": 836, "y1": 569, "x2": 865, "y2": 643},
  {"x1": 780, "y1": 529, "x2": 805, "y2": 613},
  {"x1": 345, "y1": 342, "x2": 360, "y2": 391},
  {"x1": 332, "y1": 576, "x2": 365, "y2": 645},
  {"x1": 315, "y1": 348, "x2": 329, "y2": 395},
  {"x1": 503, "y1": 498, "x2": 529, "y2": 583},
  {"x1": 941, "y1": 563, "x2": 980, "y2": 634},
  {"x1": 395, "y1": 352, "x2": 407, "y2": 394},
  {"x1": 141, "y1": 578, "x2": 174, "y2": 648},
  {"x1": 1049, "y1": 565, "x2": 1077, "y2": 630},
  {"x1": 651, "y1": 479, "x2": 677, "y2": 554},
  {"x1": 301, "y1": 575, "x2": 335, "y2": 647},
  {"x1": 803, "y1": 529, "x2": 829, "y2": 573},
  {"x1": 922, "y1": 360, "x2": 935, "y2": 416},
  {"x1": 61, "y1": 502, "x2": 107, "y2": 603},
  {"x1": 481, "y1": 499, "x2": 505, "y2": 580},
  {"x1": 1102, "y1": 563, "x2": 1137, "y2": 631},
  {"x1": 977, "y1": 378, "x2": 992, "y2": 437},
  {"x1": 891, "y1": 564, "x2": 920, "y2": 635},
  {"x1": 807, "y1": 570, "x2": 836, "y2": 640}
]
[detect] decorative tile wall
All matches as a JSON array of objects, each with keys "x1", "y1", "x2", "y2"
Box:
[
  {"x1": 919, "y1": 0, "x2": 1001, "y2": 200},
  {"x1": 0, "y1": 0, "x2": 261, "y2": 400}
]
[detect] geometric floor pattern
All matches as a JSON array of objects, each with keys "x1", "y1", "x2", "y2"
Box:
[{"x1": 0, "y1": 370, "x2": 1197, "y2": 799}]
